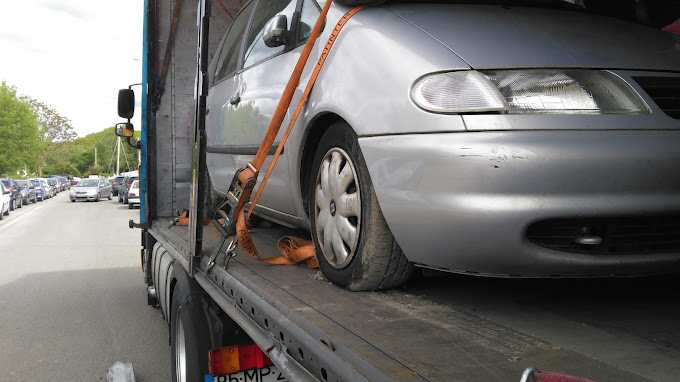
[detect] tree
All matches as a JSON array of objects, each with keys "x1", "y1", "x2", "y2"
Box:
[
  {"x1": 0, "y1": 82, "x2": 39, "y2": 176},
  {"x1": 27, "y1": 99, "x2": 77, "y2": 176}
]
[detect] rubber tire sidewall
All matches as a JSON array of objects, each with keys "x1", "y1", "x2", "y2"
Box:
[
  {"x1": 309, "y1": 122, "x2": 398, "y2": 291},
  {"x1": 170, "y1": 280, "x2": 212, "y2": 382}
]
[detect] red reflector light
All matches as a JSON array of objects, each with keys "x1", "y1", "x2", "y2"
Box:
[
  {"x1": 129, "y1": 193, "x2": 136, "y2": 197},
  {"x1": 209, "y1": 344, "x2": 274, "y2": 376}
]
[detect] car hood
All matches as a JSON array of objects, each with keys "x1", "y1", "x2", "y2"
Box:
[
  {"x1": 73, "y1": 187, "x2": 98, "y2": 192},
  {"x1": 387, "y1": 4, "x2": 680, "y2": 71}
]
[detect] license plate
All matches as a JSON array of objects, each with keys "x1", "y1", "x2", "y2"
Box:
[{"x1": 205, "y1": 366, "x2": 288, "y2": 382}]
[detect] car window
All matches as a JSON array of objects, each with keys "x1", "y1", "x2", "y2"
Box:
[
  {"x1": 79, "y1": 179, "x2": 98, "y2": 187},
  {"x1": 242, "y1": 0, "x2": 297, "y2": 69},
  {"x1": 298, "y1": 0, "x2": 321, "y2": 41},
  {"x1": 131, "y1": 180, "x2": 139, "y2": 188},
  {"x1": 214, "y1": 0, "x2": 256, "y2": 83}
]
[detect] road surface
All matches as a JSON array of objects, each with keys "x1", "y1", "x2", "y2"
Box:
[{"x1": 0, "y1": 191, "x2": 170, "y2": 381}]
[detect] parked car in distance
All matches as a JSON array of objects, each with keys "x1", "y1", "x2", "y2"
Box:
[
  {"x1": 55, "y1": 174, "x2": 73, "y2": 187},
  {"x1": 28, "y1": 179, "x2": 46, "y2": 201},
  {"x1": 48, "y1": 178, "x2": 60, "y2": 194},
  {"x1": 119, "y1": 176, "x2": 138, "y2": 204},
  {"x1": 0, "y1": 181, "x2": 10, "y2": 219},
  {"x1": 70, "y1": 178, "x2": 113, "y2": 202},
  {"x1": 14, "y1": 179, "x2": 37, "y2": 205},
  {"x1": 127, "y1": 180, "x2": 140, "y2": 209},
  {"x1": 38, "y1": 178, "x2": 53, "y2": 198},
  {"x1": 203, "y1": 0, "x2": 680, "y2": 290},
  {"x1": 73, "y1": 176, "x2": 81, "y2": 185},
  {"x1": 48, "y1": 175, "x2": 67, "y2": 191},
  {"x1": 0, "y1": 178, "x2": 22, "y2": 211},
  {"x1": 110, "y1": 176, "x2": 125, "y2": 196}
]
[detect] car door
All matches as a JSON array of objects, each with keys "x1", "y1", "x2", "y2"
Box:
[
  {"x1": 223, "y1": 0, "x2": 319, "y2": 216},
  {"x1": 227, "y1": 0, "x2": 300, "y2": 216},
  {"x1": 206, "y1": 0, "x2": 257, "y2": 195}
]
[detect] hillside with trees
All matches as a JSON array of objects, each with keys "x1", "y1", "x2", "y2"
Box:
[{"x1": 0, "y1": 81, "x2": 140, "y2": 178}]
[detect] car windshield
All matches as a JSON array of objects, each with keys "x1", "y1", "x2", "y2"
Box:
[{"x1": 77, "y1": 179, "x2": 99, "y2": 187}]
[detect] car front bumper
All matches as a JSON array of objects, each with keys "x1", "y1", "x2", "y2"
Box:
[
  {"x1": 359, "y1": 129, "x2": 680, "y2": 277},
  {"x1": 71, "y1": 193, "x2": 98, "y2": 201}
]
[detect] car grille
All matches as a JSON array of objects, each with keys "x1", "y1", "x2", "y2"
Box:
[
  {"x1": 632, "y1": 76, "x2": 680, "y2": 119},
  {"x1": 526, "y1": 216, "x2": 680, "y2": 255}
]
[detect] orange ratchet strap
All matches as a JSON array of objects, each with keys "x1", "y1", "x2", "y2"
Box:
[{"x1": 225, "y1": 2, "x2": 368, "y2": 267}]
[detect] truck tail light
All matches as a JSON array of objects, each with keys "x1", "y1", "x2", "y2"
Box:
[{"x1": 209, "y1": 344, "x2": 274, "y2": 376}]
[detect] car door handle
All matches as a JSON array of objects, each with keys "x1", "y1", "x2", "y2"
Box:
[{"x1": 229, "y1": 95, "x2": 241, "y2": 105}]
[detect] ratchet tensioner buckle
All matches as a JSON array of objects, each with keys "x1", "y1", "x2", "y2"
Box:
[{"x1": 207, "y1": 163, "x2": 258, "y2": 271}]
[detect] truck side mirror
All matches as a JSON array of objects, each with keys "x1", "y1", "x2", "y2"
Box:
[
  {"x1": 263, "y1": 15, "x2": 288, "y2": 48},
  {"x1": 118, "y1": 89, "x2": 135, "y2": 119},
  {"x1": 115, "y1": 122, "x2": 135, "y2": 138}
]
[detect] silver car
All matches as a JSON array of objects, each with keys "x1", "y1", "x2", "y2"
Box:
[
  {"x1": 205, "y1": 0, "x2": 680, "y2": 290},
  {"x1": 70, "y1": 178, "x2": 113, "y2": 202}
]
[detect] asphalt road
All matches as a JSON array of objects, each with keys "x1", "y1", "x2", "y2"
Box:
[{"x1": 0, "y1": 191, "x2": 170, "y2": 382}]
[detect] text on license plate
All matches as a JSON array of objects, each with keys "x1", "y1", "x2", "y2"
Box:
[{"x1": 205, "y1": 366, "x2": 288, "y2": 382}]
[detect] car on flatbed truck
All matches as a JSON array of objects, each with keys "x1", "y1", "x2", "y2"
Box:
[{"x1": 116, "y1": 0, "x2": 680, "y2": 381}]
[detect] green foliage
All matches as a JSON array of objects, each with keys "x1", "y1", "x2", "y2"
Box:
[
  {"x1": 0, "y1": 82, "x2": 40, "y2": 177},
  {"x1": 27, "y1": 98, "x2": 77, "y2": 176},
  {"x1": 42, "y1": 126, "x2": 141, "y2": 177},
  {"x1": 0, "y1": 82, "x2": 140, "y2": 179}
]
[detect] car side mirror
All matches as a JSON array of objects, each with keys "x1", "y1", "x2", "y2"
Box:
[
  {"x1": 118, "y1": 89, "x2": 135, "y2": 119},
  {"x1": 115, "y1": 122, "x2": 134, "y2": 138},
  {"x1": 263, "y1": 15, "x2": 288, "y2": 48}
]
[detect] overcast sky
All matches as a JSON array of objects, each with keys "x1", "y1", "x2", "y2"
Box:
[{"x1": 0, "y1": 0, "x2": 143, "y2": 138}]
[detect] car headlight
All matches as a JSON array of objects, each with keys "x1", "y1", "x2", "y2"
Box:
[{"x1": 412, "y1": 70, "x2": 648, "y2": 115}]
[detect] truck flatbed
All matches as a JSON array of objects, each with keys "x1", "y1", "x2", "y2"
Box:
[{"x1": 149, "y1": 217, "x2": 667, "y2": 382}]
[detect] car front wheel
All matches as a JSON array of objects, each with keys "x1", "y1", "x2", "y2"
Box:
[{"x1": 309, "y1": 121, "x2": 413, "y2": 291}]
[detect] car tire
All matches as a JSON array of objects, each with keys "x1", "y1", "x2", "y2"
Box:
[
  {"x1": 17, "y1": 198, "x2": 21, "y2": 208},
  {"x1": 170, "y1": 277, "x2": 212, "y2": 382},
  {"x1": 71, "y1": 199, "x2": 75, "y2": 203},
  {"x1": 124, "y1": 195, "x2": 128, "y2": 204},
  {"x1": 0, "y1": 208, "x2": 3, "y2": 220},
  {"x1": 108, "y1": 194, "x2": 112, "y2": 200},
  {"x1": 309, "y1": 121, "x2": 413, "y2": 291},
  {"x1": 95, "y1": 193, "x2": 100, "y2": 202},
  {"x1": 3, "y1": 206, "x2": 8, "y2": 216},
  {"x1": 129, "y1": 203, "x2": 133, "y2": 209},
  {"x1": 10, "y1": 199, "x2": 14, "y2": 211}
]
